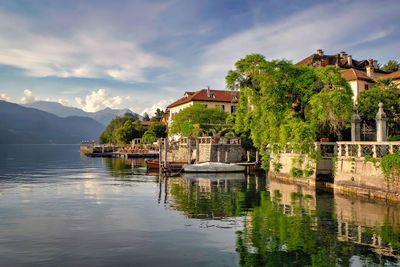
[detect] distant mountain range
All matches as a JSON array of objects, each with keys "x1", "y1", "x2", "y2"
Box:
[
  {"x1": 24, "y1": 101, "x2": 141, "y2": 126},
  {"x1": 0, "y1": 101, "x2": 106, "y2": 144}
]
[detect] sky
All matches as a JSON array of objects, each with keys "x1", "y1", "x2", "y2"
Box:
[{"x1": 0, "y1": 0, "x2": 399, "y2": 116}]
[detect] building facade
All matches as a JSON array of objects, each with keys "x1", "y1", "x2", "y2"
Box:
[
  {"x1": 296, "y1": 50, "x2": 388, "y2": 102},
  {"x1": 165, "y1": 88, "x2": 239, "y2": 126}
]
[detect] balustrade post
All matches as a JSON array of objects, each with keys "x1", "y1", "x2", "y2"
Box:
[
  {"x1": 373, "y1": 144, "x2": 377, "y2": 158},
  {"x1": 338, "y1": 144, "x2": 342, "y2": 157},
  {"x1": 357, "y1": 144, "x2": 362, "y2": 157},
  {"x1": 333, "y1": 144, "x2": 338, "y2": 157},
  {"x1": 345, "y1": 144, "x2": 349, "y2": 157},
  {"x1": 389, "y1": 144, "x2": 394, "y2": 154}
]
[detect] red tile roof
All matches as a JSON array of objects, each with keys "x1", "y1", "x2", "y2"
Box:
[
  {"x1": 381, "y1": 70, "x2": 400, "y2": 80},
  {"x1": 167, "y1": 89, "x2": 240, "y2": 109},
  {"x1": 340, "y1": 68, "x2": 373, "y2": 82}
]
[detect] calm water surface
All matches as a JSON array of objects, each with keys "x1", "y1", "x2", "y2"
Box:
[{"x1": 0, "y1": 144, "x2": 399, "y2": 266}]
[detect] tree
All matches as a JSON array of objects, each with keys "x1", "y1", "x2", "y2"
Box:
[
  {"x1": 142, "y1": 112, "x2": 150, "y2": 121},
  {"x1": 151, "y1": 108, "x2": 165, "y2": 122},
  {"x1": 141, "y1": 130, "x2": 157, "y2": 144},
  {"x1": 115, "y1": 121, "x2": 141, "y2": 146},
  {"x1": 149, "y1": 122, "x2": 167, "y2": 138},
  {"x1": 382, "y1": 60, "x2": 400, "y2": 73},
  {"x1": 99, "y1": 114, "x2": 139, "y2": 144},
  {"x1": 226, "y1": 54, "x2": 353, "y2": 168},
  {"x1": 357, "y1": 80, "x2": 400, "y2": 135},
  {"x1": 169, "y1": 104, "x2": 228, "y2": 137}
]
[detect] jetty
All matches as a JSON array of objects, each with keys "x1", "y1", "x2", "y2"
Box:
[{"x1": 80, "y1": 145, "x2": 159, "y2": 158}]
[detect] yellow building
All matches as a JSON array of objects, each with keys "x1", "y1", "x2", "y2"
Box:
[{"x1": 165, "y1": 88, "x2": 239, "y2": 126}]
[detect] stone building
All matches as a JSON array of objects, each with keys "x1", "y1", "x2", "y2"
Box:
[{"x1": 296, "y1": 50, "x2": 388, "y2": 102}]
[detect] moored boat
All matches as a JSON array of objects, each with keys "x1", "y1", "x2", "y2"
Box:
[
  {"x1": 145, "y1": 160, "x2": 187, "y2": 171},
  {"x1": 183, "y1": 162, "x2": 245, "y2": 173}
]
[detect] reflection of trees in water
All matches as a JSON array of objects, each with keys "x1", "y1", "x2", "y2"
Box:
[
  {"x1": 167, "y1": 175, "x2": 266, "y2": 219},
  {"x1": 103, "y1": 158, "x2": 147, "y2": 177},
  {"x1": 236, "y1": 190, "x2": 400, "y2": 266}
]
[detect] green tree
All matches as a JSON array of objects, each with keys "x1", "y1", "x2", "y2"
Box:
[
  {"x1": 142, "y1": 112, "x2": 150, "y2": 121},
  {"x1": 382, "y1": 60, "x2": 400, "y2": 73},
  {"x1": 141, "y1": 130, "x2": 157, "y2": 144},
  {"x1": 226, "y1": 54, "x2": 353, "y2": 168},
  {"x1": 169, "y1": 104, "x2": 228, "y2": 137},
  {"x1": 357, "y1": 80, "x2": 400, "y2": 134},
  {"x1": 99, "y1": 114, "x2": 139, "y2": 144},
  {"x1": 151, "y1": 108, "x2": 165, "y2": 122},
  {"x1": 115, "y1": 120, "x2": 141, "y2": 146},
  {"x1": 149, "y1": 122, "x2": 167, "y2": 138}
]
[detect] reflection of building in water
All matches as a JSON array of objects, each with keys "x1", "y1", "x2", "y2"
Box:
[
  {"x1": 164, "y1": 174, "x2": 265, "y2": 220},
  {"x1": 335, "y1": 194, "x2": 400, "y2": 260},
  {"x1": 268, "y1": 179, "x2": 316, "y2": 217}
]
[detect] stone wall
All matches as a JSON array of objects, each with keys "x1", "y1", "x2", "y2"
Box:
[
  {"x1": 334, "y1": 158, "x2": 400, "y2": 201},
  {"x1": 160, "y1": 142, "x2": 245, "y2": 163},
  {"x1": 268, "y1": 153, "x2": 317, "y2": 186}
]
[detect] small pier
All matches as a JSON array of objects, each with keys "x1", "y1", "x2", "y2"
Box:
[{"x1": 81, "y1": 145, "x2": 159, "y2": 158}]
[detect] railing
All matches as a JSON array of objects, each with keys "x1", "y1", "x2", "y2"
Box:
[
  {"x1": 176, "y1": 137, "x2": 241, "y2": 145},
  {"x1": 337, "y1": 142, "x2": 400, "y2": 158},
  {"x1": 280, "y1": 142, "x2": 338, "y2": 158}
]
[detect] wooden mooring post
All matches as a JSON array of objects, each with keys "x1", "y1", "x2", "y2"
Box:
[{"x1": 188, "y1": 137, "x2": 192, "y2": 164}]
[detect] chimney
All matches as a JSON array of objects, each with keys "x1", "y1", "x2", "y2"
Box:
[
  {"x1": 317, "y1": 49, "x2": 324, "y2": 56},
  {"x1": 340, "y1": 51, "x2": 347, "y2": 58},
  {"x1": 207, "y1": 86, "x2": 211, "y2": 97},
  {"x1": 366, "y1": 59, "x2": 374, "y2": 78},
  {"x1": 347, "y1": 55, "x2": 352, "y2": 65},
  {"x1": 373, "y1": 60, "x2": 378, "y2": 69}
]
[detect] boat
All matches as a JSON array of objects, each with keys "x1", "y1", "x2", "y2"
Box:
[
  {"x1": 145, "y1": 160, "x2": 187, "y2": 171},
  {"x1": 183, "y1": 162, "x2": 246, "y2": 173}
]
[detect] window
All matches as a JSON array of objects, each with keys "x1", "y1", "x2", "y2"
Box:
[
  {"x1": 364, "y1": 84, "x2": 369, "y2": 90},
  {"x1": 231, "y1": 105, "x2": 237, "y2": 113},
  {"x1": 221, "y1": 105, "x2": 225, "y2": 111},
  {"x1": 208, "y1": 93, "x2": 216, "y2": 99}
]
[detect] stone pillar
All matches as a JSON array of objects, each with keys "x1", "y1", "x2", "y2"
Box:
[
  {"x1": 196, "y1": 138, "x2": 200, "y2": 163},
  {"x1": 187, "y1": 138, "x2": 192, "y2": 164},
  {"x1": 376, "y1": 102, "x2": 387, "y2": 142},
  {"x1": 351, "y1": 106, "x2": 361, "y2": 141}
]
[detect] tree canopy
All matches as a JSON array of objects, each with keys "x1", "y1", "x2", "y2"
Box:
[
  {"x1": 151, "y1": 108, "x2": 165, "y2": 122},
  {"x1": 226, "y1": 54, "x2": 353, "y2": 168},
  {"x1": 99, "y1": 114, "x2": 139, "y2": 144},
  {"x1": 357, "y1": 79, "x2": 400, "y2": 134},
  {"x1": 382, "y1": 60, "x2": 400, "y2": 73},
  {"x1": 142, "y1": 112, "x2": 150, "y2": 121},
  {"x1": 141, "y1": 130, "x2": 157, "y2": 144},
  {"x1": 169, "y1": 103, "x2": 228, "y2": 137}
]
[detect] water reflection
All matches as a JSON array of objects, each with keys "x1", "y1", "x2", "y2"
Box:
[
  {"x1": 237, "y1": 177, "x2": 400, "y2": 266},
  {"x1": 165, "y1": 173, "x2": 266, "y2": 220},
  {"x1": 92, "y1": 157, "x2": 400, "y2": 265},
  {"x1": 103, "y1": 157, "x2": 148, "y2": 177}
]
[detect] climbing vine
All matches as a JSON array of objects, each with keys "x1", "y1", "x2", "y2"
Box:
[{"x1": 226, "y1": 54, "x2": 353, "y2": 169}]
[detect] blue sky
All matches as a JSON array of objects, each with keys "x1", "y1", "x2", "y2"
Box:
[{"x1": 0, "y1": 0, "x2": 399, "y2": 115}]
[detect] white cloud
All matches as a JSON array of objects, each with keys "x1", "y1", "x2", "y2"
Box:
[
  {"x1": 0, "y1": 93, "x2": 10, "y2": 101},
  {"x1": 0, "y1": 10, "x2": 172, "y2": 83},
  {"x1": 75, "y1": 89, "x2": 131, "y2": 112},
  {"x1": 199, "y1": 1, "x2": 400, "y2": 89},
  {"x1": 137, "y1": 99, "x2": 172, "y2": 117},
  {"x1": 21, "y1": 89, "x2": 37, "y2": 103},
  {"x1": 58, "y1": 99, "x2": 69, "y2": 106}
]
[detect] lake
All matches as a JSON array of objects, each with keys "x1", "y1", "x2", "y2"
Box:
[{"x1": 0, "y1": 144, "x2": 399, "y2": 266}]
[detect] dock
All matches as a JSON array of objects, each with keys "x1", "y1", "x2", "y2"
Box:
[{"x1": 85, "y1": 152, "x2": 159, "y2": 158}]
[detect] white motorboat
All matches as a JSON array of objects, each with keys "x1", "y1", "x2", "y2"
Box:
[{"x1": 183, "y1": 162, "x2": 245, "y2": 173}]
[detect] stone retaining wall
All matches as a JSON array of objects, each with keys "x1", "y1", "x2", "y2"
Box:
[{"x1": 334, "y1": 157, "x2": 400, "y2": 201}]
